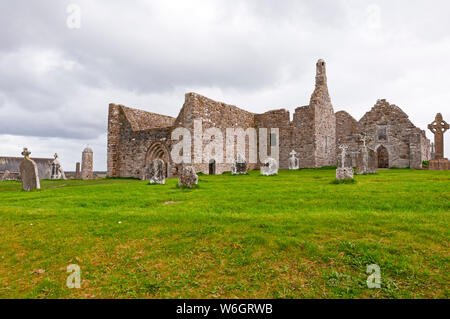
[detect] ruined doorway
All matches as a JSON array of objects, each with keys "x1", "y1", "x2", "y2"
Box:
[
  {"x1": 209, "y1": 159, "x2": 216, "y2": 175},
  {"x1": 377, "y1": 145, "x2": 389, "y2": 168},
  {"x1": 145, "y1": 142, "x2": 170, "y2": 177}
]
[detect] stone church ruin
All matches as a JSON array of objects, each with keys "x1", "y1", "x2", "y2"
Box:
[{"x1": 107, "y1": 60, "x2": 431, "y2": 178}]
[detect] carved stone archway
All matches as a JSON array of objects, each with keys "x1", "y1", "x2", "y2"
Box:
[{"x1": 145, "y1": 142, "x2": 170, "y2": 177}]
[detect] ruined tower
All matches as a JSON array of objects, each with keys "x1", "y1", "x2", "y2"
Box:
[
  {"x1": 292, "y1": 59, "x2": 336, "y2": 167},
  {"x1": 311, "y1": 59, "x2": 336, "y2": 167},
  {"x1": 81, "y1": 146, "x2": 93, "y2": 180}
]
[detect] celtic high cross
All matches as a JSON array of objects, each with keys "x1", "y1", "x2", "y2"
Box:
[{"x1": 428, "y1": 113, "x2": 449, "y2": 159}]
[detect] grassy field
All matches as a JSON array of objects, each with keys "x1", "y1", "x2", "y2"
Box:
[{"x1": 0, "y1": 168, "x2": 448, "y2": 299}]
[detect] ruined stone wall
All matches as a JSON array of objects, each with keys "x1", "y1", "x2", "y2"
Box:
[
  {"x1": 292, "y1": 105, "x2": 315, "y2": 167},
  {"x1": 107, "y1": 104, "x2": 174, "y2": 178},
  {"x1": 107, "y1": 104, "x2": 121, "y2": 177},
  {"x1": 106, "y1": 60, "x2": 430, "y2": 175},
  {"x1": 314, "y1": 103, "x2": 336, "y2": 167},
  {"x1": 0, "y1": 157, "x2": 52, "y2": 179},
  {"x1": 409, "y1": 128, "x2": 431, "y2": 169},
  {"x1": 335, "y1": 111, "x2": 359, "y2": 167},
  {"x1": 358, "y1": 99, "x2": 430, "y2": 168},
  {"x1": 117, "y1": 117, "x2": 172, "y2": 178},
  {"x1": 174, "y1": 93, "x2": 256, "y2": 174},
  {"x1": 254, "y1": 109, "x2": 291, "y2": 169}
]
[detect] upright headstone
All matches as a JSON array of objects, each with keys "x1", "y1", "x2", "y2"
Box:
[
  {"x1": 261, "y1": 157, "x2": 278, "y2": 176},
  {"x1": 19, "y1": 148, "x2": 40, "y2": 191},
  {"x1": 146, "y1": 159, "x2": 165, "y2": 184},
  {"x1": 428, "y1": 113, "x2": 450, "y2": 170},
  {"x1": 81, "y1": 146, "x2": 94, "y2": 180},
  {"x1": 356, "y1": 134, "x2": 377, "y2": 175},
  {"x1": 51, "y1": 153, "x2": 67, "y2": 180},
  {"x1": 336, "y1": 144, "x2": 354, "y2": 180},
  {"x1": 231, "y1": 154, "x2": 247, "y2": 175},
  {"x1": 178, "y1": 165, "x2": 198, "y2": 188},
  {"x1": 288, "y1": 150, "x2": 299, "y2": 170},
  {"x1": 430, "y1": 143, "x2": 435, "y2": 160},
  {"x1": 75, "y1": 162, "x2": 81, "y2": 179}
]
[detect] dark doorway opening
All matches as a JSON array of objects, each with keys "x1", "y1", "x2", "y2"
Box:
[
  {"x1": 209, "y1": 159, "x2": 216, "y2": 175},
  {"x1": 377, "y1": 145, "x2": 389, "y2": 168}
]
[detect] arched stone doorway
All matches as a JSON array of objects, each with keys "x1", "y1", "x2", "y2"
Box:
[
  {"x1": 145, "y1": 142, "x2": 170, "y2": 177},
  {"x1": 377, "y1": 145, "x2": 389, "y2": 168},
  {"x1": 209, "y1": 159, "x2": 216, "y2": 175}
]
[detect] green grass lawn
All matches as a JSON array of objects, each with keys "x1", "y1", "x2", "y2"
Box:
[{"x1": 0, "y1": 168, "x2": 448, "y2": 299}]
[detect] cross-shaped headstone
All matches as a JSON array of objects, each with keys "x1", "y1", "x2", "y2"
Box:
[
  {"x1": 21, "y1": 147, "x2": 31, "y2": 159},
  {"x1": 359, "y1": 133, "x2": 370, "y2": 148},
  {"x1": 338, "y1": 144, "x2": 349, "y2": 168},
  {"x1": 428, "y1": 113, "x2": 449, "y2": 159}
]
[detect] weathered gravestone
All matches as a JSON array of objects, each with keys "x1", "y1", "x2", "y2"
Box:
[
  {"x1": 261, "y1": 157, "x2": 278, "y2": 176},
  {"x1": 146, "y1": 159, "x2": 165, "y2": 184},
  {"x1": 19, "y1": 148, "x2": 40, "y2": 191},
  {"x1": 51, "y1": 153, "x2": 67, "y2": 180},
  {"x1": 356, "y1": 134, "x2": 377, "y2": 175},
  {"x1": 231, "y1": 154, "x2": 247, "y2": 175},
  {"x1": 81, "y1": 146, "x2": 94, "y2": 180},
  {"x1": 288, "y1": 150, "x2": 299, "y2": 170},
  {"x1": 336, "y1": 144, "x2": 354, "y2": 180},
  {"x1": 428, "y1": 113, "x2": 450, "y2": 170},
  {"x1": 178, "y1": 165, "x2": 198, "y2": 188}
]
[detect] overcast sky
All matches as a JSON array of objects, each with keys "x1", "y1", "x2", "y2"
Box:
[{"x1": 1, "y1": 0, "x2": 449, "y2": 171}]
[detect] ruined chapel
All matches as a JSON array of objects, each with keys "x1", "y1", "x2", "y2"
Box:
[{"x1": 107, "y1": 60, "x2": 430, "y2": 178}]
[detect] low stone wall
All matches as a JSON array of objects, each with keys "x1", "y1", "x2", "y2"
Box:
[{"x1": 0, "y1": 171, "x2": 20, "y2": 181}]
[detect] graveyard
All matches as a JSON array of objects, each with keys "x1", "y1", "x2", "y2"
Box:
[{"x1": 0, "y1": 168, "x2": 448, "y2": 298}]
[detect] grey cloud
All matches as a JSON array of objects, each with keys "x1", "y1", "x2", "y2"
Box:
[{"x1": 0, "y1": 0, "x2": 449, "y2": 164}]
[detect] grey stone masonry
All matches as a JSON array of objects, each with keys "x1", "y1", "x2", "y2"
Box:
[{"x1": 81, "y1": 146, "x2": 93, "y2": 180}]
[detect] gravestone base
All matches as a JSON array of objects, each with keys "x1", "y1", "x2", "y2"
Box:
[
  {"x1": 428, "y1": 158, "x2": 450, "y2": 170},
  {"x1": 336, "y1": 167, "x2": 354, "y2": 180}
]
